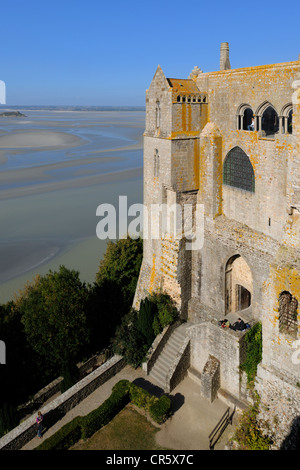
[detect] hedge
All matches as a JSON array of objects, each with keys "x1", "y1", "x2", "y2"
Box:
[
  {"x1": 80, "y1": 384, "x2": 130, "y2": 440},
  {"x1": 36, "y1": 416, "x2": 83, "y2": 450},
  {"x1": 35, "y1": 379, "x2": 171, "y2": 450}
]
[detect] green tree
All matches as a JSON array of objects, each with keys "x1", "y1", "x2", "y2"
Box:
[
  {"x1": 112, "y1": 308, "x2": 149, "y2": 368},
  {"x1": 19, "y1": 266, "x2": 89, "y2": 378},
  {"x1": 95, "y1": 236, "x2": 143, "y2": 310},
  {"x1": 137, "y1": 297, "x2": 157, "y2": 346},
  {"x1": 87, "y1": 237, "x2": 143, "y2": 353}
]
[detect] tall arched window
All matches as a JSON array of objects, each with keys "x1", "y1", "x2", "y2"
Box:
[
  {"x1": 288, "y1": 109, "x2": 293, "y2": 134},
  {"x1": 223, "y1": 147, "x2": 255, "y2": 192},
  {"x1": 279, "y1": 291, "x2": 298, "y2": 338},
  {"x1": 261, "y1": 106, "x2": 279, "y2": 136}
]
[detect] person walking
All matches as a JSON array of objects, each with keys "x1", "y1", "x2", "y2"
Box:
[{"x1": 36, "y1": 411, "x2": 43, "y2": 438}]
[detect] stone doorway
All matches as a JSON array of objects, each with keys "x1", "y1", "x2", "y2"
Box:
[{"x1": 225, "y1": 255, "x2": 252, "y2": 315}]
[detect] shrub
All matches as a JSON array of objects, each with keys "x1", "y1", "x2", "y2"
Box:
[
  {"x1": 128, "y1": 383, "x2": 157, "y2": 411},
  {"x1": 35, "y1": 416, "x2": 83, "y2": 450},
  {"x1": 240, "y1": 322, "x2": 262, "y2": 384},
  {"x1": 149, "y1": 395, "x2": 171, "y2": 424},
  {"x1": 111, "y1": 379, "x2": 131, "y2": 395},
  {"x1": 154, "y1": 293, "x2": 178, "y2": 330},
  {"x1": 127, "y1": 382, "x2": 171, "y2": 424},
  {"x1": 233, "y1": 394, "x2": 272, "y2": 450}
]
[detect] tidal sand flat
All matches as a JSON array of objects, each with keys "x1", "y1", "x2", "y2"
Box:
[
  {"x1": 0, "y1": 110, "x2": 144, "y2": 303},
  {"x1": 0, "y1": 129, "x2": 83, "y2": 148}
]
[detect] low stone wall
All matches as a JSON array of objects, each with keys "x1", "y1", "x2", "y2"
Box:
[
  {"x1": 168, "y1": 337, "x2": 190, "y2": 393},
  {"x1": 0, "y1": 355, "x2": 125, "y2": 450},
  {"x1": 17, "y1": 352, "x2": 109, "y2": 420}
]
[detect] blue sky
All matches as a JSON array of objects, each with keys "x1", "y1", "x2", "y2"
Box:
[{"x1": 1, "y1": 0, "x2": 299, "y2": 106}]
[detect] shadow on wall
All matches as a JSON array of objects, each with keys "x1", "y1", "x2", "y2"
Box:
[{"x1": 280, "y1": 416, "x2": 300, "y2": 450}]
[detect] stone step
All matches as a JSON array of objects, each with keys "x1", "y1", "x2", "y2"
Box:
[
  {"x1": 155, "y1": 354, "x2": 173, "y2": 368},
  {"x1": 149, "y1": 368, "x2": 166, "y2": 387},
  {"x1": 152, "y1": 358, "x2": 170, "y2": 374},
  {"x1": 148, "y1": 322, "x2": 191, "y2": 389}
]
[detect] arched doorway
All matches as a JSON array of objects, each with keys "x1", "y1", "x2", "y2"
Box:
[{"x1": 225, "y1": 255, "x2": 252, "y2": 314}]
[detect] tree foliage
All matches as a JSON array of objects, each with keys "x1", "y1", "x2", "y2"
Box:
[
  {"x1": 0, "y1": 236, "x2": 143, "y2": 435},
  {"x1": 112, "y1": 292, "x2": 178, "y2": 368},
  {"x1": 19, "y1": 265, "x2": 89, "y2": 372},
  {"x1": 137, "y1": 297, "x2": 157, "y2": 346},
  {"x1": 96, "y1": 236, "x2": 143, "y2": 309},
  {"x1": 87, "y1": 236, "x2": 143, "y2": 352},
  {"x1": 112, "y1": 308, "x2": 148, "y2": 368}
]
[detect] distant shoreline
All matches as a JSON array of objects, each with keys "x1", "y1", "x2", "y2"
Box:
[{"x1": 0, "y1": 105, "x2": 145, "y2": 112}]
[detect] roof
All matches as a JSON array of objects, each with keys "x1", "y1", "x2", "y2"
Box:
[{"x1": 167, "y1": 78, "x2": 200, "y2": 94}]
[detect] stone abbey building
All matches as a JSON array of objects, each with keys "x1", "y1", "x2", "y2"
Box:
[{"x1": 134, "y1": 43, "x2": 300, "y2": 447}]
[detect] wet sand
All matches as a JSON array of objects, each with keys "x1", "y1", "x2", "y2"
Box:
[
  {"x1": 0, "y1": 129, "x2": 84, "y2": 148},
  {"x1": 0, "y1": 112, "x2": 144, "y2": 303}
]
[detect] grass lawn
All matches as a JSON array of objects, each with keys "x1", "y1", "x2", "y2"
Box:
[{"x1": 70, "y1": 404, "x2": 169, "y2": 450}]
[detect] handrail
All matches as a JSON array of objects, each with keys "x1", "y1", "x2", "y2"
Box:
[{"x1": 208, "y1": 406, "x2": 235, "y2": 450}]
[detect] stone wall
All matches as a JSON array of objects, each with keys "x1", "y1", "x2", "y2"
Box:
[
  {"x1": 0, "y1": 355, "x2": 125, "y2": 450},
  {"x1": 256, "y1": 363, "x2": 300, "y2": 449},
  {"x1": 188, "y1": 321, "x2": 246, "y2": 399}
]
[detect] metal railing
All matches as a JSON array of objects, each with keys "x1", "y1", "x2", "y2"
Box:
[{"x1": 208, "y1": 406, "x2": 235, "y2": 450}]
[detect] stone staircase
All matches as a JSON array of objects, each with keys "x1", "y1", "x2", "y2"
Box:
[{"x1": 148, "y1": 322, "x2": 190, "y2": 390}]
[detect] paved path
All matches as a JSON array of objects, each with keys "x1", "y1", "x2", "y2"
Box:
[{"x1": 22, "y1": 365, "x2": 238, "y2": 451}]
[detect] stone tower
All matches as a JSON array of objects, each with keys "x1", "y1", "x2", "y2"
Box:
[
  {"x1": 133, "y1": 65, "x2": 208, "y2": 315},
  {"x1": 220, "y1": 42, "x2": 231, "y2": 70}
]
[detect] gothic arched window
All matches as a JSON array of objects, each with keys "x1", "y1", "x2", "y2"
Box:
[
  {"x1": 279, "y1": 291, "x2": 298, "y2": 338},
  {"x1": 261, "y1": 106, "x2": 279, "y2": 136},
  {"x1": 223, "y1": 147, "x2": 255, "y2": 193}
]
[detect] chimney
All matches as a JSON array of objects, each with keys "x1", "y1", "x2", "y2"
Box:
[{"x1": 220, "y1": 42, "x2": 231, "y2": 71}]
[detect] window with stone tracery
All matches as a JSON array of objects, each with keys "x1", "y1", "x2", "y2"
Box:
[
  {"x1": 223, "y1": 146, "x2": 255, "y2": 193},
  {"x1": 279, "y1": 291, "x2": 298, "y2": 338}
]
